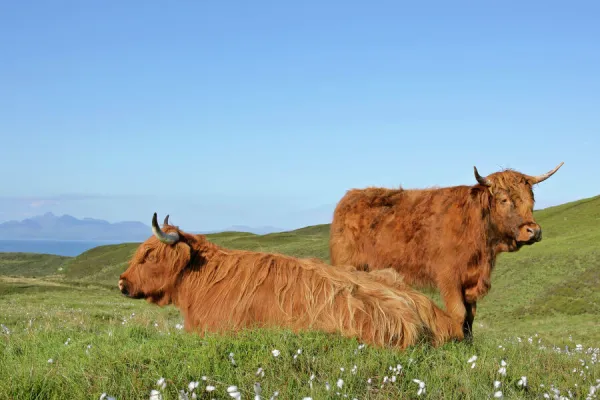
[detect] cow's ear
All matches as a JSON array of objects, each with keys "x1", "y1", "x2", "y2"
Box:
[{"x1": 164, "y1": 241, "x2": 192, "y2": 274}]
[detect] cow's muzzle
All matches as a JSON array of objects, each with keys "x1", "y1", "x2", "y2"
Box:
[
  {"x1": 118, "y1": 278, "x2": 129, "y2": 296},
  {"x1": 518, "y1": 223, "x2": 542, "y2": 245}
]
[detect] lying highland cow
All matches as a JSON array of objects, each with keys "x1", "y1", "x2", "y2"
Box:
[
  {"x1": 329, "y1": 162, "x2": 564, "y2": 340},
  {"x1": 118, "y1": 213, "x2": 460, "y2": 349}
]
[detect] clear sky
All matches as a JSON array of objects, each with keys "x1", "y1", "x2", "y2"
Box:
[{"x1": 1, "y1": 0, "x2": 598, "y2": 231}]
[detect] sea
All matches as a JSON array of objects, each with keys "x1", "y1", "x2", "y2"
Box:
[{"x1": 0, "y1": 239, "x2": 126, "y2": 257}]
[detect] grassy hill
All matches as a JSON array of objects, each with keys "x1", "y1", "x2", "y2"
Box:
[
  {"x1": 0, "y1": 195, "x2": 598, "y2": 399},
  {"x1": 0, "y1": 252, "x2": 69, "y2": 278}
]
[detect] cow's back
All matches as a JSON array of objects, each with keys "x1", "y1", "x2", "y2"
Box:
[
  {"x1": 329, "y1": 187, "x2": 411, "y2": 268},
  {"x1": 329, "y1": 185, "x2": 468, "y2": 285}
]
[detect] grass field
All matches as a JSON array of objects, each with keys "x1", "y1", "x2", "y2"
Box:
[{"x1": 1, "y1": 195, "x2": 599, "y2": 399}]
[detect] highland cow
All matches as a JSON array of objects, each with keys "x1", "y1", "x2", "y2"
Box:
[
  {"x1": 118, "y1": 213, "x2": 460, "y2": 349},
  {"x1": 329, "y1": 162, "x2": 564, "y2": 340}
]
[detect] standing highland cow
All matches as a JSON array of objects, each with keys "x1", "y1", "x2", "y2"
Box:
[
  {"x1": 329, "y1": 162, "x2": 564, "y2": 339},
  {"x1": 118, "y1": 213, "x2": 460, "y2": 349}
]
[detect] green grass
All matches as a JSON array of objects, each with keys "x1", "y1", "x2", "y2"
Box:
[
  {"x1": 0, "y1": 195, "x2": 599, "y2": 399},
  {"x1": 0, "y1": 252, "x2": 69, "y2": 278}
]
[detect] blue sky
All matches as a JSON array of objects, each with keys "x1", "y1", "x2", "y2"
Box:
[{"x1": 1, "y1": 0, "x2": 598, "y2": 231}]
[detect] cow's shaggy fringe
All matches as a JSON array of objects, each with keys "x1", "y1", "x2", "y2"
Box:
[{"x1": 120, "y1": 220, "x2": 459, "y2": 350}]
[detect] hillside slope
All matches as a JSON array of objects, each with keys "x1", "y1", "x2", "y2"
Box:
[{"x1": 0, "y1": 252, "x2": 70, "y2": 278}]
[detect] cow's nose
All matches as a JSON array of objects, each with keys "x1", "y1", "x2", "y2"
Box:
[
  {"x1": 526, "y1": 225, "x2": 542, "y2": 242},
  {"x1": 118, "y1": 278, "x2": 129, "y2": 296}
]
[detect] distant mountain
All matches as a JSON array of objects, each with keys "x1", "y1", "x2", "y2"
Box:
[
  {"x1": 0, "y1": 213, "x2": 285, "y2": 240},
  {"x1": 0, "y1": 212, "x2": 151, "y2": 241}
]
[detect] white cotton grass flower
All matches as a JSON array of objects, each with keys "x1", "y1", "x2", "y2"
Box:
[
  {"x1": 293, "y1": 348, "x2": 303, "y2": 360},
  {"x1": 149, "y1": 389, "x2": 163, "y2": 400},
  {"x1": 494, "y1": 381, "x2": 501, "y2": 389},
  {"x1": 48, "y1": 358, "x2": 53, "y2": 363},
  {"x1": 254, "y1": 382, "x2": 262, "y2": 400},
  {"x1": 493, "y1": 391, "x2": 503, "y2": 398},
  {"x1": 412, "y1": 379, "x2": 426, "y2": 396},
  {"x1": 256, "y1": 367, "x2": 265, "y2": 377},
  {"x1": 517, "y1": 376, "x2": 528, "y2": 387},
  {"x1": 156, "y1": 377, "x2": 167, "y2": 390},
  {"x1": 354, "y1": 343, "x2": 366, "y2": 354},
  {"x1": 271, "y1": 349, "x2": 280, "y2": 357},
  {"x1": 188, "y1": 381, "x2": 199, "y2": 391},
  {"x1": 497, "y1": 360, "x2": 507, "y2": 376},
  {"x1": 467, "y1": 355, "x2": 477, "y2": 369},
  {"x1": 337, "y1": 378, "x2": 344, "y2": 389},
  {"x1": 205, "y1": 385, "x2": 216, "y2": 392},
  {"x1": 178, "y1": 390, "x2": 190, "y2": 400},
  {"x1": 227, "y1": 385, "x2": 241, "y2": 399},
  {"x1": 1, "y1": 324, "x2": 10, "y2": 334}
]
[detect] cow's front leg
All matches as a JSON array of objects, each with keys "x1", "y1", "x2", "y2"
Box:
[
  {"x1": 439, "y1": 282, "x2": 467, "y2": 341},
  {"x1": 463, "y1": 301, "x2": 476, "y2": 341}
]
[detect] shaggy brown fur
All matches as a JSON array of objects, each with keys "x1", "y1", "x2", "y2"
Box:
[
  {"x1": 329, "y1": 163, "x2": 564, "y2": 340},
  {"x1": 118, "y1": 214, "x2": 460, "y2": 350}
]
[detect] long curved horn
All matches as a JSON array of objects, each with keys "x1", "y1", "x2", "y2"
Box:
[
  {"x1": 151, "y1": 213, "x2": 179, "y2": 244},
  {"x1": 527, "y1": 162, "x2": 564, "y2": 184},
  {"x1": 473, "y1": 166, "x2": 492, "y2": 187},
  {"x1": 163, "y1": 215, "x2": 170, "y2": 226}
]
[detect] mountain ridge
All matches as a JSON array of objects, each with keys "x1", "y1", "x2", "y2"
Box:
[{"x1": 0, "y1": 212, "x2": 285, "y2": 240}]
